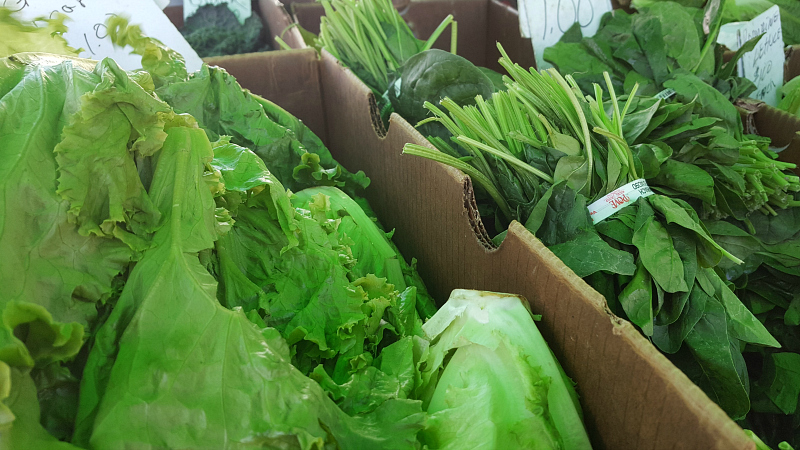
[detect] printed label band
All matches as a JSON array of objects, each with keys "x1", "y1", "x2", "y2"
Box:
[{"x1": 587, "y1": 179, "x2": 653, "y2": 224}]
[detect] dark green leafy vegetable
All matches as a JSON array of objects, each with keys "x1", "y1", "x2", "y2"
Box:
[
  {"x1": 634, "y1": 0, "x2": 800, "y2": 45},
  {"x1": 181, "y1": 4, "x2": 270, "y2": 57},
  {"x1": 544, "y1": 2, "x2": 759, "y2": 136},
  {"x1": 388, "y1": 49, "x2": 495, "y2": 126}
]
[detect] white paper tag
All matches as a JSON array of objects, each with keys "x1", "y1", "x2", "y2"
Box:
[
  {"x1": 6, "y1": 0, "x2": 203, "y2": 73},
  {"x1": 183, "y1": 0, "x2": 251, "y2": 25},
  {"x1": 588, "y1": 179, "x2": 653, "y2": 224},
  {"x1": 717, "y1": 5, "x2": 784, "y2": 107},
  {"x1": 518, "y1": 0, "x2": 613, "y2": 70}
]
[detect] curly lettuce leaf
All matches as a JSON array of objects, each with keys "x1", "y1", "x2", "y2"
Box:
[
  {"x1": 0, "y1": 9, "x2": 79, "y2": 59},
  {"x1": 74, "y1": 126, "x2": 423, "y2": 448},
  {"x1": 292, "y1": 186, "x2": 437, "y2": 318},
  {"x1": 156, "y1": 64, "x2": 369, "y2": 196},
  {"x1": 106, "y1": 15, "x2": 188, "y2": 87},
  {"x1": 0, "y1": 57, "x2": 136, "y2": 328},
  {"x1": 54, "y1": 58, "x2": 165, "y2": 242}
]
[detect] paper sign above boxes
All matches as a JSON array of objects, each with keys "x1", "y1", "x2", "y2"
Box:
[
  {"x1": 517, "y1": 0, "x2": 613, "y2": 70},
  {"x1": 718, "y1": 5, "x2": 785, "y2": 107},
  {"x1": 6, "y1": 0, "x2": 203, "y2": 72}
]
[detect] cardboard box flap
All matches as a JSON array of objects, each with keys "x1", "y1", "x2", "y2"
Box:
[{"x1": 204, "y1": 48, "x2": 328, "y2": 142}]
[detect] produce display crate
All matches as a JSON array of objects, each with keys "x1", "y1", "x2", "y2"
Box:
[{"x1": 203, "y1": 47, "x2": 756, "y2": 450}]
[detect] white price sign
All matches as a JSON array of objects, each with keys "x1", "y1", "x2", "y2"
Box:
[
  {"x1": 518, "y1": 0, "x2": 613, "y2": 70},
  {"x1": 183, "y1": 0, "x2": 250, "y2": 25},
  {"x1": 718, "y1": 5, "x2": 784, "y2": 107},
  {"x1": 4, "y1": 0, "x2": 203, "y2": 73}
]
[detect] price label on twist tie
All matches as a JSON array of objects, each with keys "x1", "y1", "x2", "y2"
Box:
[{"x1": 587, "y1": 179, "x2": 653, "y2": 224}]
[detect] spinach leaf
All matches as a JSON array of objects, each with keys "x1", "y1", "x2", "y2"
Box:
[
  {"x1": 550, "y1": 232, "x2": 636, "y2": 277},
  {"x1": 623, "y1": 98, "x2": 662, "y2": 143},
  {"x1": 388, "y1": 49, "x2": 495, "y2": 126},
  {"x1": 683, "y1": 297, "x2": 751, "y2": 420},
  {"x1": 652, "y1": 280, "x2": 707, "y2": 354},
  {"x1": 642, "y1": 2, "x2": 703, "y2": 70},
  {"x1": 664, "y1": 72, "x2": 743, "y2": 137},
  {"x1": 529, "y1": 184, "x2": 635, "y2": 277},
  {"x1": 632, "y1": 213, "x2": 689, "y2": 294},
  {"x1": 655, "y1": 226, "x2": 698, "y2": 326},
  {"x1": 652, "y1": 159, "x2": 716, "y2": 205},
  {"x1": 698, "y1": 268, "x2": 780, "y2": 348},
  {"x1": 757, "y1": 353, "x2": 800, "y2": 415},
  {"x1": 619, "y1": 258, "x2": 655, "y2": 335}
]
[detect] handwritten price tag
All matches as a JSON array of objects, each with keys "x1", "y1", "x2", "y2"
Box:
[
  {"x1": 4, "y1": 0, "x2": 203, "y2": 72},
  {"x1": 518, "y1": 0, "x2": 613, "y2": 70},
  {"x1": 183, "y1": 0, "x2": 251, "y2": 25},
  {"x1": 718, "y1": 5, "x2": 784, "y2": 107}
]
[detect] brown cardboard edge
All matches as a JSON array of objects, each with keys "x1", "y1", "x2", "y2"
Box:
[
  {"x1": 786, "y1": 45, "x2": 800, "y2": 81},
  {"x1": 314, "y1": 49, "x2": 755, "y2": 450},
  {"x1": 204, "y1": 48, "x2": 329, "y2": 143},
  {"x1": 258, "y1": 0, "x2": 305, "y2": 49}
]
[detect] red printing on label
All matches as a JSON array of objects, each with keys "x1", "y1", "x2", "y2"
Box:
[{"x1": 604, "y1": 190, "x2": 630, "y2": 209}]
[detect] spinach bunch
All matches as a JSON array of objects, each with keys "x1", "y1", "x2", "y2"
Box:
[
  {"x1": 405, "y1": 44, "x2": 788, "y2": 421},
  {"x1": 544, "y1": 0, "x2": 761, "y2": 137},
  {"x1": 618, "y1": 96, "x2": 800, "y2": 222},
  {"x1": 706, "y1": 208, "x2": 800, "y2": 449},
  {"x1": 317, "y1": 0, "x2": 454, "y2": 94}
]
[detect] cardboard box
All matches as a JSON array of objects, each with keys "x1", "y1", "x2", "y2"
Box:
[{"x1": 203, "y1": 47, "x2": 756, "y2": 450}]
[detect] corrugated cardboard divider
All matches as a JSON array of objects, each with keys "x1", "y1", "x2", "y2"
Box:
[
  {"x1": 311, "y1": 49, "x2": 754, "y2": 450},
  {"x1": 291, "y1": 0, "x2": 535, "y2": 70},
  {"x1": 204, "y1": 49, "x2": 328, "y2": 143}
]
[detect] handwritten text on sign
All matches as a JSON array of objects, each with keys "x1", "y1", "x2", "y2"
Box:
[
  {"x1": 518, "y1": 0, "x2": 613, "y2": 70},
  {"x1": 183, "y1": 0, "x2": 251, "y2": 25},
  {"x1": 4, "y1": 0, "x2": 203, "y2": 73},
  {"x1": 718, "y1": 5, "x2": 784, "y2": 107}
]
